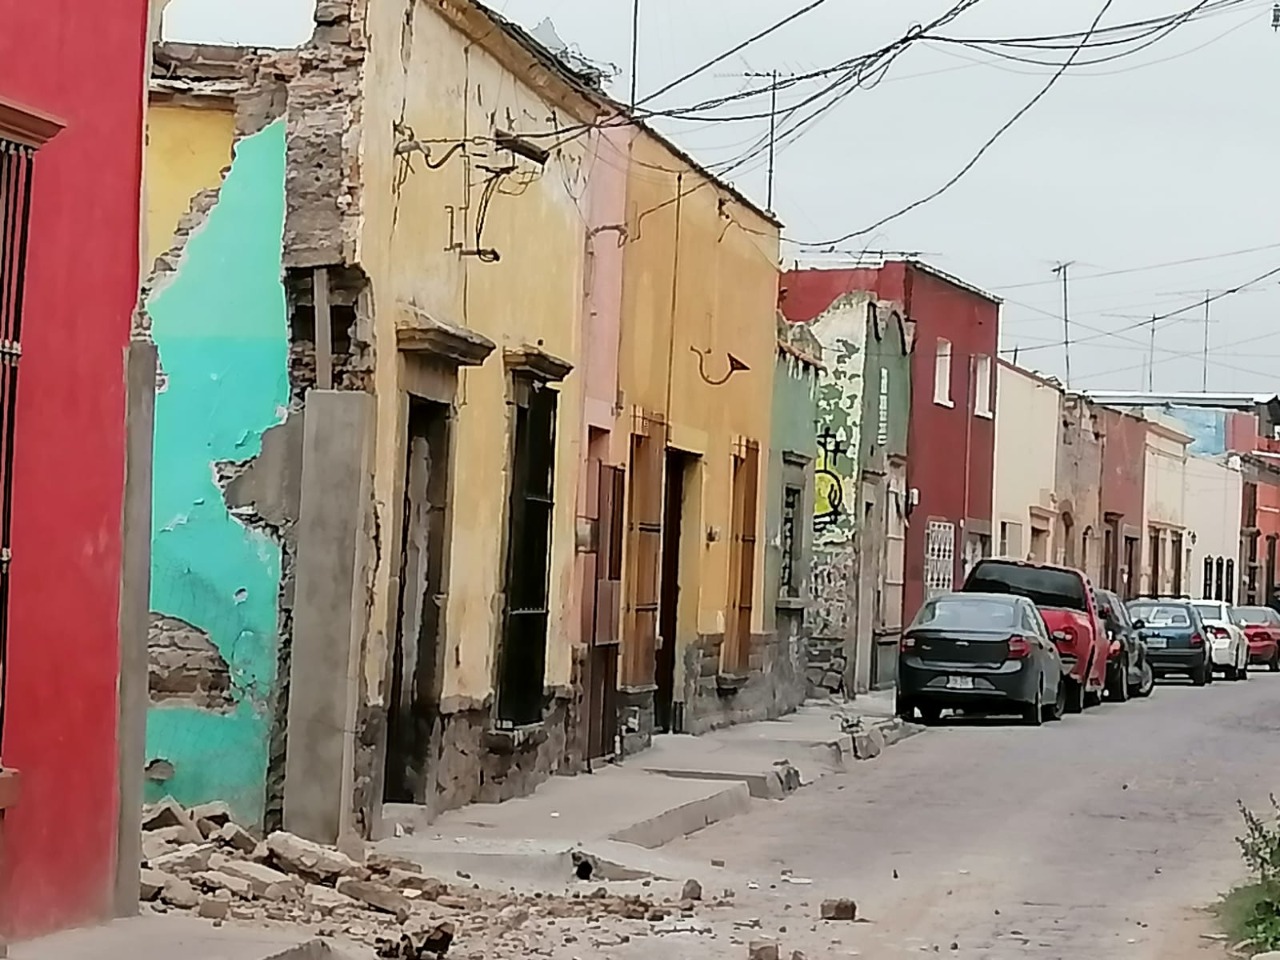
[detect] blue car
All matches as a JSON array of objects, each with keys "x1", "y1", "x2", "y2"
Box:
[{"x1": 1125, "y1": 599, "x2": 1214, "y2": 687}]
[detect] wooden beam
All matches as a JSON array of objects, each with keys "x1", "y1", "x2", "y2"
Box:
[{"x1": 314, "y1": 266, "x2": 332, "y2": 390}]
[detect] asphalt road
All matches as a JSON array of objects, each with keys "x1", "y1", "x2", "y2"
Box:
[{"x1": 617, "y1": 672, "x2": 1280, "y2": 960}]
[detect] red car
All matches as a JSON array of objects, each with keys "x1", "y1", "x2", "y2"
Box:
[
  {"x1": 1233, "y1": 605, "x2": 1280, "y2": 671},
  {"x1": 961, "y1": 559, "x2": 1107, "y2": 712}
]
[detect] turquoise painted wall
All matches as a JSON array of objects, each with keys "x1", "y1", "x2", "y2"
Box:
[{"x1": 145, "y1": 120, "x2": 288, "y2": 825}]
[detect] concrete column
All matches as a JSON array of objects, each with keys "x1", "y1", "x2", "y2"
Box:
[
  {"x1": 114, "y1": 340, "x2": 156, "y2": 917},
  {"x1": 283, "y1": 390, "x2": 375, "y2": 844}
]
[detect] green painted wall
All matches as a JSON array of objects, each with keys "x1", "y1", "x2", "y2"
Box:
[
  {"x1": 859, "y1": 309, "x2": 912, "y2": 475},
  {"x1": 764, "y1": 325, "x2": 822, "y2": 630},
  {"x1": 145, "y1": 120, "x2": 289, "y2": 825}
]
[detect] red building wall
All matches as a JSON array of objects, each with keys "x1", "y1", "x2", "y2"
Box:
[
  {"x1": 890, "y1": 264, "x2": 998, "y2": 621},
  {"x1": 1099, "y1": 408, "x2": 1147, "y2": 522},
  {"x1": 0, "y1": 0, "x2": 149, "y2": 938}
]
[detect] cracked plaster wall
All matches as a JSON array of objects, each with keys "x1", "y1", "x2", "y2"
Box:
[{"x1": 144, "y1": 118, "x2": 290, "y2": 826}]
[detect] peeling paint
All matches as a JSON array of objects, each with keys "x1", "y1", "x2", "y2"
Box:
[{"x1": 144, "y1": 119, "x2": 289, "y2": 826}]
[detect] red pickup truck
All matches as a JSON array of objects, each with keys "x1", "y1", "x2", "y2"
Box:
[{"x1": 961, "y1": 559, "x2": 1107, "y2": 712}]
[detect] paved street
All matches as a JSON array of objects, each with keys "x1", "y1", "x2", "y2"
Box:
[{"x1": 592, "y1": 675, "x2": 1280, "y2": 960}]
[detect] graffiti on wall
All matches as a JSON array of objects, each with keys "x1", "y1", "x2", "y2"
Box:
[
  {"x1": 812, "y1": 330, "x2": 864, "y2": 543},
  {"x1": 814, "y1": 429, "x2": 851, "y2": 532}
]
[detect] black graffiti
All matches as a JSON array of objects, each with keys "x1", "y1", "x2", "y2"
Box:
[{"x1": 814, "y1": 429, "x2": 848, "y2": 531}]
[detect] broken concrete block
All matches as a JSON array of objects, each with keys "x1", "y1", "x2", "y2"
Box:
[
  {"x1": 218, "y1": 859, "x2": 301, "y2": 898},
  {"x1": 263, "y1": 941, "x2": 359, "y2": 960},
  {"x1": 748, "y1": 939, "x2": 781, "y2": 960},
  {"x1": 141, "y1": 796, "x2": 189, "y2": 832},
  {"x1": 852, "y1": 726, "x2": 886, "y2": 761},
  {"x1": 386, "y1": 868, "x2": 446, "y2": 899},
  {"x1": 148, "y1": 823, "x2": 203, "y2": 846},
  {"x1": 140, "y1": 868, "x2": 170, "y2": 902},
  {"x1": 197, "y1": 897, "x2": 230, "y2": 920},
  {"x1": 304, "y1": 883, "x2": 359, "y2": 916},
  {"x1": 195, "y1": 818, "x2": 222, "y2": 840},
  {"x1": 141, "y1": 833, "x2": 178, "y2": 862},
  {"x1": 335, "y1": 878, "x2": 411, "y2": 922},
  {"x1": 193, "y1": 870, "x2": 253, "y2": 899},
  {"x1": 151, "y1": 844, "x2": 216, "y2": 875},
  {"x1": 366, "y1": 853, "x2": 421, "y2": 875},
  {"x1": 160, "y1": 876, "x2": 200, "y2": 909},
  {"x1": 681, "y1": 879, "x2": 703, "y2": 901},
  {"x1": 820, "y1": 898, "x2": 857, "y2": 921},
  {"x1": 267, "y1": 831, "x2": 362, "y2": 882},
  {"x1": 216, "y1": 821, "x2": 259, "y2": 854},
  {"x1": 189, "y1": 800, "x2": 233, "y2": 827}
]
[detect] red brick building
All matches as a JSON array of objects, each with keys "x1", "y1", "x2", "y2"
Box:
[{"x1": 0, "y1": 0, "x2": 152, "y2": 938}]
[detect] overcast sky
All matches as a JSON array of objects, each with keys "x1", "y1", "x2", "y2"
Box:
[{"x1": 162, "y1": 0, "x2": 1280, "y2": 394}]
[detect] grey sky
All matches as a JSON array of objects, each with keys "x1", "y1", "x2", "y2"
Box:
[{"x1": 163, "y1": 0, "x2": 1280, "y2": 394}]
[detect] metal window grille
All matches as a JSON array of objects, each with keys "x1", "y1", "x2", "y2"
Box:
[
  {"x1": 780, "y1": 485, "x2": 801, "y2": 598},
  {"x1": 0, "y1": 139, "x2": 34, "y2": 745},
  {"x1": 925, "y1": 521, "x2": 955, "y2": 597}
]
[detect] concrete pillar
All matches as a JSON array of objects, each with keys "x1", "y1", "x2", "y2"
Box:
[
  {"x1": 114, "y1": 340, "x2": 156, "y2": 917},
  {"x1": 283, "y1": 390, "x2": 375, "y2": 844}
]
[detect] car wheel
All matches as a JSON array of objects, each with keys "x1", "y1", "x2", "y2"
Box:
[
  {"x1": 1045, "y1": 675, "x2": 1067, "y2": 721},
  {"x1": 1108, "y1": 658, "x2": 1131, "y2": 703},
  {"x1": 1134, "y1": 659, "x2": 1155, "y2": 698},
  {"x1": 1192, "y1": 660, "x2": 1210, "y2": 686},
  {"x1": 1270, "y1": 650, "x2": 1280, "y2": 672},
  {"x1": 1064, "y1": 677, "x2": 1085, "y2": 714},
  {"x1": 1022, "y1": 682, "x2": 1044, "y2": 727},
  {"x1": 1241, "y1": 654, "x2": 1250, "y2": 680},
  {"x1": 895, "y1": 697, "x2": 915, "y2": 722},
  {"x1": 917, "y1": 703, "x2": 943, "y2": 726}
]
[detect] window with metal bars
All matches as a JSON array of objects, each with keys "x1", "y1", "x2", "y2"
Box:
[
  {"x1": 495, "y1": 378, "x2": 558, "y2": 727},
  {"x1": 779, "y1": 484, "x2": 802, "y2": 599},
  {"x1": 0, "y1": 136, "x2": 35, "y2": 747}
]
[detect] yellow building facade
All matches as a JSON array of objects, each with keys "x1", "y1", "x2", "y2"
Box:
[{"x1": 611, "y1": 129, "x2": 784, "y2": 741}]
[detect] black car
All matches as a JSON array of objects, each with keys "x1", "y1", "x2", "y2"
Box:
[
  {"x1": 1096, "y1": 588, "x2": 1154, "y2": 701},
  {"x1": 897, "y1": 592, "x2": 1067, "y2": 726},
  {"x1": 1124, "y1": 599, "x2": 1214, "y2": 686}
]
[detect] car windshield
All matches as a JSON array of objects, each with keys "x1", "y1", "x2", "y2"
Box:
[
  {"x1": 1129, "y1": 603, "x2": 1192, "y2": 627},
  {"x1": 1192, "y1": 602, "x2": 1226, "y2": 623},
  {"x1": 1235, "y1": 606, "x2": 1277, "y2": 625},
  {"x1": 911, "y1": 596, "x2": 1018, "y2": 631},
  {"x1": 965, "y1": 562, "x2": 1087, "y2": 612}
]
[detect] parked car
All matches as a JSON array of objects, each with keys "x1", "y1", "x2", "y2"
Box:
[
  {"x1": 897, "y1": 592, "x2": 1067, "y2": 726},
  {"x1": 1125, "y1": 599, "x2": 1213, "y2": 686},
  {"x1": 1190, "y1": 600, "x2": 1250, "y2": 680},
  {"x1": 1231, "y1": 606, "x2": 1280, "y2": 671},
  {"x1": 960, "y1": 559, "x2": 1107, "y2": 713},
  {"x1": 1096, "y1": 587, "x2": 1154, "y2": 700}
]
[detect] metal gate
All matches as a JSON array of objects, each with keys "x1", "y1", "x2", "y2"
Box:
[{"x1": 0, "y1": 137, "x2": 34, "y2": 745}]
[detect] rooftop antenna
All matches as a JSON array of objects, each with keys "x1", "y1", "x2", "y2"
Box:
[{"x1": 1272, "y1": 2, "x2": 1279, "y2": 30}]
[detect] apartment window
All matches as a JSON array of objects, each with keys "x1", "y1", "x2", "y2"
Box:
[
  {"x1": 0, "y1": 122, "x2": 50, "y2": 746},
  {"x1": 925, "y1": 520, "x2": 956, "y2": 596},
  {"x1": 999, "y1": 521, "x2": 1023, "y2": 559},
  {"x1": 933, "y1": 339, "x2": 953, "y2": 406},
  {"x1": 496, "y1": 378, "x2": 558, "y2": 726},
  {"x1": 876, "y1": 368, "x2": 890, "y2": 447},
  {"x1": 974, "y1": 354, "x2": 993, "y2": 418},
  {"x1": 780, "y1": 484, "x2": 802, "y2": 598}
]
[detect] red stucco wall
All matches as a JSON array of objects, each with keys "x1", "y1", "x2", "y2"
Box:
[
  {"x1": 895, "y1": 264, "x2": 998, "y2": 622},
  {"x1": 1099, "y1": 407, "x2": 1147, "y2": 523},
  {"x1": 0, "y1": 0, "x2": 148, "y2": 938}
]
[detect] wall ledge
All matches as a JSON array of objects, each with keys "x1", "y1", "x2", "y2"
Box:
[{"x1": 0, "y1": 768, "x2": 21, "y2": 810}]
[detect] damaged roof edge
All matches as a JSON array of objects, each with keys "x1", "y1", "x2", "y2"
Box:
[
  {"x1": 151, "y1": 40, "x2": 290, "y2": 83},
  {"x1": 469, "y1": 0, "x2": 782, "y2": 231}
]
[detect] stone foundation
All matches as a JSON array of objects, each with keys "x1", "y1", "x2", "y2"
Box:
[
  {"x1": 681, "y1": 627, "x2": 808, "y2": 737},
  {"x1": 617, "y1": 688, "x2": 656, "y2": 757}
]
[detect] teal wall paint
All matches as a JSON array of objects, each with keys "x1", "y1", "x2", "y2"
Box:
[{"x1": 145, "y1": 120, "x2": 288, "y2": 825}]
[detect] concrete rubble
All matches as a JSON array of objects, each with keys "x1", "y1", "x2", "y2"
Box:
[{"x1": 136, "y1": 798, "x2": 746, "y2": 958}]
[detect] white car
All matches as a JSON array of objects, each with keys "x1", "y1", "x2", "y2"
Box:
[{"x1": 1191, "y1": 600, "x2": 1250, "y2": 681}]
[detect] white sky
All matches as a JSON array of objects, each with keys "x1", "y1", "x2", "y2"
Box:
[{"x1": 161, "y1": 0, "x2": 1280, "y2": 394}]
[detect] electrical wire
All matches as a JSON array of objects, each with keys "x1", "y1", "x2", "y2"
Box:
[{"x1": 991, "y1": 242, "x2": 1280, "y2": 291}]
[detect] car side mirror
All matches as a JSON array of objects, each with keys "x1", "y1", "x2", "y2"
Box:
[{"x1": 1132, "y1": 619, "x2": 1145, "y2": 631}]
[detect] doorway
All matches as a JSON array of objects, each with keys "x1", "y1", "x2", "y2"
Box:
[
  {"x1": 1123, "y1": 535, "x2": 1139, "y2": 599},
  {"x1": 384, "y1": 397, "x2": 452, "y2": 804},
  {"x1": 656, "y1": 451, "x2": 694, "y2": 733}
]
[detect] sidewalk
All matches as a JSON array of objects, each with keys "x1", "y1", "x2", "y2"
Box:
[
  {"x1": 10, "y1": 916, "x2": 365, "y2": 960},
  {"x1": 376, "y1": 693, "x2": 916, "y2": 886}
]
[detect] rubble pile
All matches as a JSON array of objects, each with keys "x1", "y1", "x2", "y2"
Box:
[{"x1": 137, "y1": 797, "x2": 727, "y2": 958}]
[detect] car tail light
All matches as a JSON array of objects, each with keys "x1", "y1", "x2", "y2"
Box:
[
  {"x1": 1007, "y1": 636, "x2": 1032, "y2": 659},
  {"x1": 1191, "y1": 633, "x2": 1204, "y2": 647},
  {"x1": 1208, "y1": 625, "x2": 1230, "y2": 640},
  {"x1": 900, "y1": 634, "x2": 916, "y2": 653}
]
